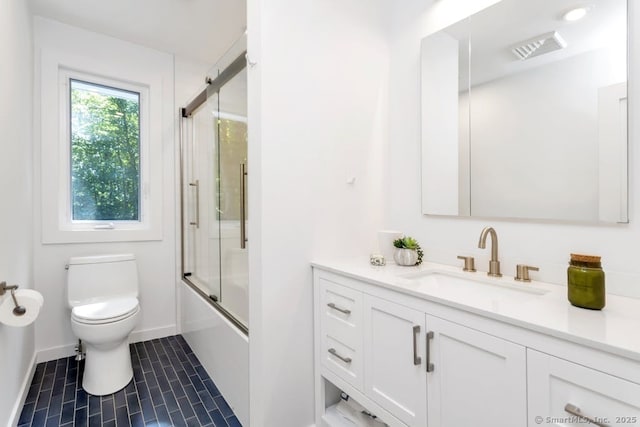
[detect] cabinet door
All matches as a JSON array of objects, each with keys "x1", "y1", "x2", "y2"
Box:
[
  {"x1": 528, "y1": 349, "x2": 640, "y2": 426},
  {"x1": 364, "y1": 295, "x2": 427, "y2": 426},
  {"x1": 426, "y1": 315, "x2": 527, "y2": 427}
]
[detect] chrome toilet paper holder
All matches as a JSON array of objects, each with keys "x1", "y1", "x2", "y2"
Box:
[{"x1": 0, "y1": 281, "x2": 26, "y2": 316}]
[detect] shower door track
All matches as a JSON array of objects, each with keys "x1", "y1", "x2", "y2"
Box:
[
  {"x1": 181, "y1": 278, "x2": 249, "y2": 335},
  {"x1": 181, "y1": 52, "x2": 247, "y2": 118}
]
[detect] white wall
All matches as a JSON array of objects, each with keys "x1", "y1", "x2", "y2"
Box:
[
  {"x1": 33, "y1": 18, "x2": 177, "y2": 361},
  {"x1": 388, "y1": 0, "x2": 640, "y2": 298},
  {"x1": 175, "y1": 56, "x2": 213, "y2": 111},
  {"x1": 248, "y1": 0, "x2": 390, "y2": 425},
  {"x1": 0, "y1": 0, "x2": 35, "y2": 424}
]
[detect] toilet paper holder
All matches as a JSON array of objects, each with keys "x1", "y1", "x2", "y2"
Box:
[{"x1": 0, "y1": 282, "x2": 27, "y2": 316}]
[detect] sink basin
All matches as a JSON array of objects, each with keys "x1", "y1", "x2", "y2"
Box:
[{"x1": 396, "y1": 270, "x2": 550, "y2": 308}]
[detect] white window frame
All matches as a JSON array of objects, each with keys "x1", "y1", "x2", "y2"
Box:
[
  {"x1": 40, "y1": 48, "x2": 163, "y2": 243},
  {"x1": 62, "y1": 71, "x2": 149, "y2": 229}
]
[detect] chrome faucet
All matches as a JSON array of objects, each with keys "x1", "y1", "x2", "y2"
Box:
[{"x1": 478, "y1": 227, "x2": 502, "y2": 277}]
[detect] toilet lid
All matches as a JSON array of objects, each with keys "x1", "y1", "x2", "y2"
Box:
[{"x1": 72, "y1": 297, "x2": 139, "y2": 324}]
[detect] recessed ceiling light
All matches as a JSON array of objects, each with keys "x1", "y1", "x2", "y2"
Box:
[{"x1": 563, "y1": 7, "x2": 588, "y2": 22}]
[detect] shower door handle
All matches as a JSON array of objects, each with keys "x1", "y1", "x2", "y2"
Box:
[
  {"x1": 189, "y1": 180, "x2": 200, "y2": 228},
  {"x1": 240, "y1": 163, "x2": 247, "y2": 249}
]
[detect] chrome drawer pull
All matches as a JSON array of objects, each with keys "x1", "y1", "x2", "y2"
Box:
[
  {"x1": 564, "y1": 403, "x2": 609, "y2": 427},
  {"x1": 328, "y1": 348, "x2": 352, "y2": 364},
  {"x1": 426, "y1": 331, "x2": 434, "y2": 372},
  {"x1": 327, "y1": 302, "x2": 351, "y2": 315},
  {"x1": 413, "y1": 325, "x2": 422, "y2": 366}
]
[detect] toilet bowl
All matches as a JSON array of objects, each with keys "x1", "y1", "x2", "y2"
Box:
[
  {"x1": 71, "y1": 297, "x2": 140, "y2": 395},
  {"x1": 66, "y1": 254, "x2": 140, "y2": 396}
]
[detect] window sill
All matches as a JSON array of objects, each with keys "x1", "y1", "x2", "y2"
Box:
[{"x1": 42, "y1": 227, "x2": 163, "y2": 244}]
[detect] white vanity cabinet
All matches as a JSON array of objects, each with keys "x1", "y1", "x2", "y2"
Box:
[
  {"x1": 313, "y1": 265, "x2": 640, "y2": 427},
  {"x1": 363, "y1": 295, "x2": 427, "y2": 426},
  {"x1": 318, "y1": 277, "x2": 364, "y2": 390},
  {"x1": 527, "y1": 350, "x2": 640, "y2": 427},
  {"x1": 361, "y1": 294, "x2": 527, "y2": 427},
  {"x1": 426, "y1": 315, "x2": 527, "y2": 427},
  {"x1": 315, "y1": 269, "x2": 529, "y2": 427}
]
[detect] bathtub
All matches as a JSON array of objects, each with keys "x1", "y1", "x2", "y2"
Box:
[{"x1": 179, "y1": 281, "x2": 249, "y2": 425}]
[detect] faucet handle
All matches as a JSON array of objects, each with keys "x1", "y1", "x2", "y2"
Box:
[
  {"x1": 515, "y1": 264, "x2": 539, "y2": 282},
  {"x1": 457, "y1": 255, "x2": 476, "y2": 272}
]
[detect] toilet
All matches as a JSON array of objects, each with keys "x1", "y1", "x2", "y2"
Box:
[{"x1": 67, "y1": 254, "x2": 140, "y2": 396}]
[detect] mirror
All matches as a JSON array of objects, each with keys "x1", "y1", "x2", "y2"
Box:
[{"x1": 421, "y1": 0, "x2": 628, "y2": 223}]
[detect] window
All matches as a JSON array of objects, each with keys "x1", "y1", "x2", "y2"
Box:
[
  {"x1": 39, "y1": 42, "x2": 168, "y2": 244},
  {"x1": 70, "y1": 80, "x2": 141, "y2": 222},
  {"x1": 56, "y1": 70, "x2": 151, "y2": 234}
]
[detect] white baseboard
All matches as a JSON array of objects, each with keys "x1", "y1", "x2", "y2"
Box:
[
  {"x1": 9, "y1": 352, "x2": 36, "y2": 427},
  {"x1": 36, "y1": 324, "x2": 178, "y2": 363},
  {"x1": 130, "y1": 324, "x2": 177, "y2": 343},
  {"x1": 37, "y1": 343, "x2": 76, "y2": 363}
]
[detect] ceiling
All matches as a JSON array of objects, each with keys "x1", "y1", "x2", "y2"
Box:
[{"x1": 30, "y1": 0, "x2": 247, "y2": 65}]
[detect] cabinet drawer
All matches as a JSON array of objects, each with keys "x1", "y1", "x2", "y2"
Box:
[
  {"x1": 319, "y1": 277, "x2": 364, "y2": 390},
  {"x1": 528, "y1": 350, "x2": 640, "y2": 426}
]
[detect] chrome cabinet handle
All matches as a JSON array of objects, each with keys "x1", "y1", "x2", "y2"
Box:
[
  {"x1": 426, "y1": 331, "x2": 434, "y2": 372},
  {"x1": 328, "y1": 348, "x2": 352, "y2": 364},
  {"x1": 327, "y1": 302, "x2": 351, "y2": 315},
  {"x1": 564, "y1": 404, "x2": 609, "y2": 427},
  {"x1": 189, "y1": 180, "x2": 200, "y2": 228},
  {"x1": 413, "y1": 325, "x2": 422, "y2": 366},
  {"x1": 240, "y1": 163, "x2": 247, "y2": 249}
]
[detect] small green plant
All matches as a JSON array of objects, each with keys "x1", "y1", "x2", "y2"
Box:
[{"x1": 393, "y1": 236, "x2": 424, "y2": 265}]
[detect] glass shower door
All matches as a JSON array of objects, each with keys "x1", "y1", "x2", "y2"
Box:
[
  {"x1": 215, "y1": 67, "x2": 248, "y2": 327},
  {"x1": 181, "y1": 55, "x2": 248, "y2": 332}
]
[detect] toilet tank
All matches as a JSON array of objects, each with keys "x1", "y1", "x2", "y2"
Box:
[{"x1": 67, "y1": 254, "x2": 139, "y2": 308}]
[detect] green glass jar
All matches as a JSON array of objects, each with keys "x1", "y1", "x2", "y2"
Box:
[{"x1": 567, "y1": 254, "x2": 605, "y2": 310}]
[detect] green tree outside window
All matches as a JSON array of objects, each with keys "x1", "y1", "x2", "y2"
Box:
[{"x1": 70, "y1": 80, "x2": 141, "y2": 221}]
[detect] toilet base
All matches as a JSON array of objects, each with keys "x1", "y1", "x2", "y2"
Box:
[{"x1": 82, "y1": 339, "x2": 133, "y2": 396}]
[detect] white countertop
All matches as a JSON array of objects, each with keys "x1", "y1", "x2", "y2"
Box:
[{"x1": 312, "y1": 257, "x2": 640, "y2": 362}]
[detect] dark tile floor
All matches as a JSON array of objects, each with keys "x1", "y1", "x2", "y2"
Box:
[{"x1": 18, "y1": 335, "x2": 242, "y2": 427}]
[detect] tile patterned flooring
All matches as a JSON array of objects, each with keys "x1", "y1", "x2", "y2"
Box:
[{"x1": 18, "y1": 335, "x2": 242, "y2": 427}]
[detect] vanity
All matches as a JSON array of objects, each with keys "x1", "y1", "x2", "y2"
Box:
[{"x1": 312, "y1": 259, "x2": 640, "y2": 427}]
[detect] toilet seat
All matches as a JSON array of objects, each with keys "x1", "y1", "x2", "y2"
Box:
[{"x1": 72, "y1": 297, "x2": 139, "y2": 325}]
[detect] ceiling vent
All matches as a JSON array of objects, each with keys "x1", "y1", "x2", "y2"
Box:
[{"x1": 511, "y1": 31, "x2": 567, "y2": 60}]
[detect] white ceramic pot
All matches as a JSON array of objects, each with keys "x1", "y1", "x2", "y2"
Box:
[{"x1": 393, "y1": 248, "x2": 418, "y2": 266}]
